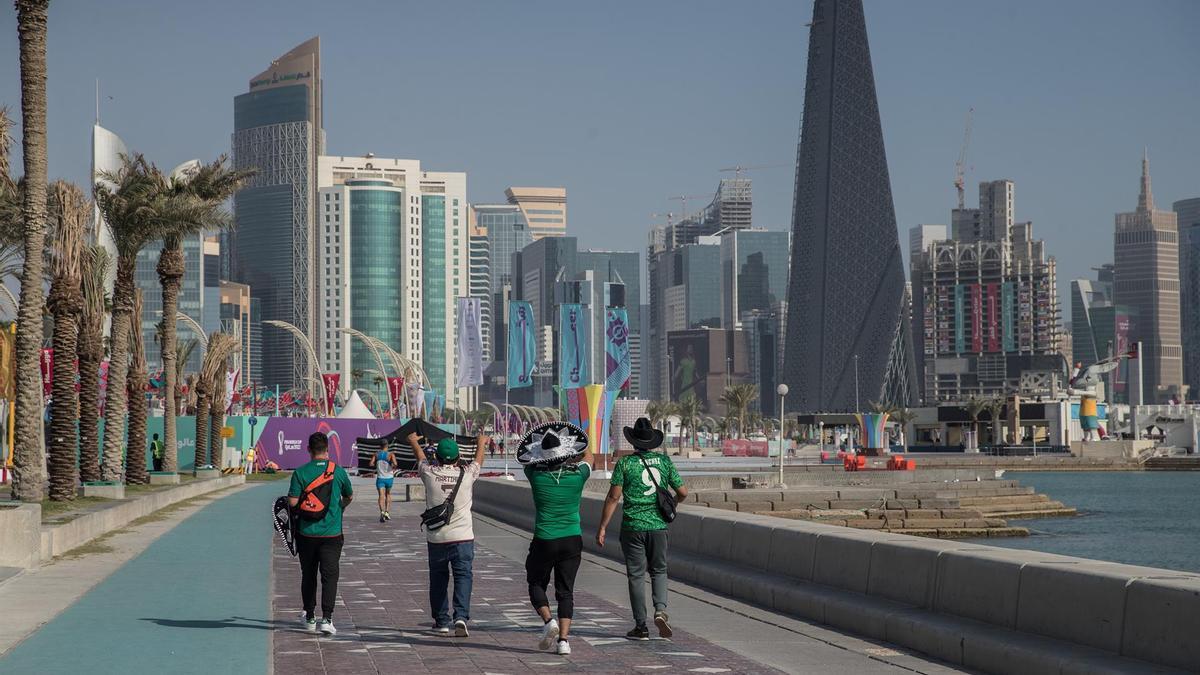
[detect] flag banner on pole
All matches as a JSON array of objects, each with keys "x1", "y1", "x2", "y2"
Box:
[
  {"x1": 558, "y1": 304, "x2": 589, "y2": 389},
  {"x1": 456, "y1": 297, "x2": 485, "y2": 388},
  {"x1": 406, "y1": 382, "x2": 424, "y2": 417},
  {"x1": 322, "y1": 373, "x2": 340, "y2": 415},
  {"x1": 507, "y1": 301, "x2": 536, "y2": 390},
  {"x1": 566, "y1": 384, "x2": 616, "y2": 455},
  {"x1": 39, "y1": 347, "x2": 53, "y2": 398},
  {"x1": 225, "y1": 368, "x2": 240, "y2": 414},
  {"x1": 98, "y1": 359, "x2": 110, "y2": 415},
  {"x1": 604, "y1": 307, "x2": 631, "y2": 392},
  {"x1": 436, "y1": 395, "x2": 446, "y2": 419},
  {"x1": 387, "y1": 376, "x2": 404, "y2": 417},
  {"x1": 424, "y1": 391, "x2": 437, "y2": 418}
]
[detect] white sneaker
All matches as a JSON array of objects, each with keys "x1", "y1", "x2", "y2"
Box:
[
  {"x1": 556, "y1": 639, "x2": 571, "y2": 656},
  {"x1": 432, "y1": 624, "x2": 451, "y2": 635},
  {"x1": 318, "y1": 619, "x2": 337, "y2": 635},
  {"x1": 301, "y1": 612, "x2": 317, "y2": 633},
  {"x1": 538, "y1": 619, "x2": 560, "y2": 651},
  {"x1": 454, "y1": 619, "x2": 469, "y2": 637}
]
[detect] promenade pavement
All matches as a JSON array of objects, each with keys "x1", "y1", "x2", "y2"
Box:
[{"x1": 0, "y1": 476, "x2": 966, "y2": 674}]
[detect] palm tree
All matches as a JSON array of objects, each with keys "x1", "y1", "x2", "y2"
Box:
[
  {"x1": 195, "y1": 332, "x2": 238, "y2": 474},
  {"x1": 962, "y1": 396, "x2": 988, "y2": 447},
  {"x1": 45, "y1": 181, "x2": 88, "y2": 500},
  {"x1": 9, "y1": 1, "x2": 50, "y2": 502},
  {"x1": 78, "y1": 245, "x2": 109, "y2": 483},
  {"x1": 174, "y1": 337, "x2": 198, "y2": 415},
  {"x1": 156, "y1": 157, "x2": 253, "y2": 474},
  {"x1": 645, "y1": 400, "x2": 671, "y2": 431},
  {"x1": 718, "y1": 383, "x2": 758, "y2": 439},
  {"x1": 985, "y1": 396, "x2": 1006, "y2": 446},
  {"x1": 95, "y1": 154, "x2": 206, "y2": 482},
  {"x1": 124, "y1": 290, "x2": 150, "y2": 484},
  {"x1": 888, "y1": 407, "x2": 916, "y2": 453},
  {"x1": 674, "y1": 393, "x2": 702, "y2": 452}
]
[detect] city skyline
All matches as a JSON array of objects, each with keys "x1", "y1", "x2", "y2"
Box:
[{"x1": 0, "y1": 0, "x2": 1196, "y2": 307}]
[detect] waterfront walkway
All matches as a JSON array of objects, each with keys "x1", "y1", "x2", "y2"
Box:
[{"x1": 1, "y1": 478, "x2": 963, "y2": 674}]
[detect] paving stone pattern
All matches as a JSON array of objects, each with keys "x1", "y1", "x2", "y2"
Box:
[{"x1": 273, "y1": 505, "x2": 784, "y2": 674}]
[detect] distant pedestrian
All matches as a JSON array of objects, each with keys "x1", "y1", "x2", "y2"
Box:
[
  {"x1": 412, "y1": 433, "x2": 487, "y2": 637},
  {"x1": 288, "y1": 433, "x2": 354, "y2": 635},
  {"x1": 150, "y1": 433, "x2": 164, "y2": 472},
  {"x1": 243, "y1": 446, "x2": 256, "y2": 475},
  {"x1": 369, "y1": 441, "x2": 397, "y2": 522},
  {"x1": 520, "y1": 422, "x2": 593, "y2": 656},
  {"x1": 598, "y1": 417, "x2": 687, "y2": 640}
]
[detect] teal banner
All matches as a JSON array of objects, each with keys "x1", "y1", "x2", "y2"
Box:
[{"x1": 954, "y1": 284, "x2": 965, "y2": 353}]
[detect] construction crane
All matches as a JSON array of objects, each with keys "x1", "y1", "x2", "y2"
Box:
[
  {"x1": 718, "y1": 163, "x2": 791, "y2": 180},
  {"x1": 668, "y1": 195, "x2": 706, "y2": 221},
  {"x1": 954, "y1": 107, "x2": 974, "y2": 210}
]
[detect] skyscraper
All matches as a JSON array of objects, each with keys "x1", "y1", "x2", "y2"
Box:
[
  {"x1": 782, "y1": 0, "x2": 915, "y2": 411},
  {"x1": 1175, "y1": 197, "x2": 1200, "y2": 396},
  {"x1": 230, "y1": 37, "x2": 324, "y2": 390},
  {"x1": 505, "y1": 187, "x2": 566, "y2": 240},
  {"x1": 1070, "y1": 265, "x2": 1115, "y2": 368},
  {"x1": 468, "y1": 223, "x2": 491, "y2": 364},
  {"x1": 1113, "y1": 153, "x2": 1183, "y2": 402},
  {"x1": 471, "y1": 203, "x2": 533, "y2": 358}
]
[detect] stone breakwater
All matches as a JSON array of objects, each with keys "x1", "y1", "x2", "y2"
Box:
[{"x1": 688, "y1": 479, "x2": 1076, "y2": 539}]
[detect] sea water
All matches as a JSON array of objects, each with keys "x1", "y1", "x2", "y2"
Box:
[{"x1": 976, "y1": 471, "x2": 1200, "y2": 573}]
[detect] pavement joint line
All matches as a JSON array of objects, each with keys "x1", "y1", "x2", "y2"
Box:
[{"x1": 475, "y1": 512, "x2": 948, "y2": 675}]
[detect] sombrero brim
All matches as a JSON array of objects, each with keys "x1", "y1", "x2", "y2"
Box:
[
  {"x1": 623, "y1": 427, "x2": 664, "y2": 450},
  {"x1": 517, "y1": 421, "x2": 589, "y2": 466}
]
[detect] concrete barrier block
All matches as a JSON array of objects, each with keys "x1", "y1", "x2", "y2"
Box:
[
  {"x1": 918, "y1": 498, "x2": 957, "y2": 509},
  {"x1": 732, "y1": 500, "x2": 774, "y2": 513},
  {"x1": 821, "y1": 588, "x2": 895, "y2": 641},
  {"x1": 828, "y1": 499, "x2": 880, "y2": 510},
  {"x1": 867, "y1": 538, "x2": 961, "y2": 608},
  {"x1": 886, "y1": 498, "x2": 920, "y2": 509},
  {"x1": 729, "y1": 522, "x2": 775, "y2": 570},
  {"x1": 934, "y1": 550, "x2": 1024, "y2": 628},
  {"x1": 405, "y1": 483, "x2": 426, "y2": 502},
  {"x1": 148, "y1": 472, "x2": 180, "y2": 485},
  {"x1": 780, "y1": 490, "x2": 839, "y2": 505},
  {"x1": 666, "y1": 513, "x2": 702, "y2": 553},
  {"x1": 882, "y1": 608, "x2": 967, "y2": 665},
  {"x1": 701, "y1": 501, "x2": 737, "y2": 511},
  {"x1": 772, "y1": 581, "x2": 831, "y2": 623},
  {"x1": 812, "y1": 531, "x2": 875, "y2": 594},
  {"x1": 836, "y1": 488, "x2": 896, "y2": 500},
  {"x1": 732, "y1": 490, "x2": 783, "y2": 501},
  {"x1": 79, "y1": 483, "x2": 124, "y2": 499},
  {"x1": 766, "y1": 527, "x2": 820, "y2": 580},
  {"x1": 698, "y1": 514, "x2": 736, "y2": 561},
  {"x1": 693, "y1": 490, "x2": 728, "y2": 503},
  {"x1": 1121, "y1": 577, "x2": 1200, "y2": 670},
  {"x1": 1016, "y1": 562, "x2": 1130, "y2": 652},
  {"x1": 0, "y1": 503, "x2": 41, "y2": 568}
]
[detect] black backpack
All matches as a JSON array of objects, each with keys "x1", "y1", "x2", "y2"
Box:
[{"x1": 420, "y1": 465, "x2": 465, "y2": 531}]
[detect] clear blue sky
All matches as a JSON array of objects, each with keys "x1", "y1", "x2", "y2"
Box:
[{"x1": 0, "y1": 0, "x2": 1197, "y2": 302}]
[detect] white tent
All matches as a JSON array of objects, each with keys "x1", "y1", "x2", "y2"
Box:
[{"x1": 337, "y1": 390, "x2": 376, "y2": 419}]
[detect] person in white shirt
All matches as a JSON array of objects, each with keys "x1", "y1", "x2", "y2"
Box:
[{"x1": 409, "y1": 433, "x2": 486, "y2": 638}]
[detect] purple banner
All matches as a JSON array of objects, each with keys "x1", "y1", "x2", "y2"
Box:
[{"x1": 252, "y1": 417, "x2": 404, "y2": 470}]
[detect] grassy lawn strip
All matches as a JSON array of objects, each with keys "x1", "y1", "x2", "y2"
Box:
[{"x1": 245, "y1": 470, "x2": 291, "y2": 483}]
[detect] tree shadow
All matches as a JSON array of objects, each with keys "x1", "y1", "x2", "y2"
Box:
[{"x1": 139, "y1": 616, "x2": 286, "y2": 631}]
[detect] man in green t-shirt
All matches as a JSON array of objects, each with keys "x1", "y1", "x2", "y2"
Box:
[
  {"x1": 288, "y1": 433, "x2": 353, "y2": 635},
  {"x1": 519, "y1": 422, "x2": 593, "y2": 657},
  {"x1": 598, "y1": 417, "x2": 687, "y2": 641}
]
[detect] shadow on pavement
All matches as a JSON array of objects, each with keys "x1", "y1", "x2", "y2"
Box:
[{"x1": 139, "y1": 616, "x2": 285, "y2": 631}]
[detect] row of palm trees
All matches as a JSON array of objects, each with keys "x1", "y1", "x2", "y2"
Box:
[
  {"x1": 4, "y1": 3, "x2": 255, "y2": 502},
  {"x1": 642, "y1": 383, "x2": 796, "y2": 450}
]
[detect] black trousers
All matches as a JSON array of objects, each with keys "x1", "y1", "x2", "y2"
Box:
[
  {"x1": 525, "y1": 535, "x2": 582, "y2": 619},
  {"x1": 297, "y1": 534, "x2": 344, "y2": 619}
]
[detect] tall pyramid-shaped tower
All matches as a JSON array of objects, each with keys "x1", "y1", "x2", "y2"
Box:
[{"x1": 782, "y1": 0, "x2": 915, "y2": 411}]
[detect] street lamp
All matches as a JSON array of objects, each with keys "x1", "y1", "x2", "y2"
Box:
[
  {"x1": 819, "y1": 420, "x2": 825, "y2": 458},
  {"x1": 854, "y1": 354, "x2": 860, "y2": 413},
  {"x1": 775, "y1": 383, "x2": 789, "y2": 488}
]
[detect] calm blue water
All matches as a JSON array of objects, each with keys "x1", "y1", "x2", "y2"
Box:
[{"x1": 975, "y1": 471, "x2": 1200, "y2": 573}]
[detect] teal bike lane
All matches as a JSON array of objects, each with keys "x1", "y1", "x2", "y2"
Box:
[{"x1": 0, "y1": 482, "x2": 279, "y2": 675}]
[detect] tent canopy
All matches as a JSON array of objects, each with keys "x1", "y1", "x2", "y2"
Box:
[{"x1": 337, "y1": 391, "x2": 376, "y2": 419}]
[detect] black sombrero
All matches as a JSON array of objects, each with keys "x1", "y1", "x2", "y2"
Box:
[
  {"x1": 517, "y1": 421, "x2": 589, "y2": 467},
  {"x1": 623, "y1": 417, "x2": 664, "y2": 450}
]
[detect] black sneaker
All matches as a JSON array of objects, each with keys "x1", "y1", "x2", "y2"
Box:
[{"x1": 626, "y1": 625, "x2": 650, "y2": 641}]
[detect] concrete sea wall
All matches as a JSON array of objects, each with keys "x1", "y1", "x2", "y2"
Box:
[{"x1": 473, "y1": 478, "x2": 1200, "y2": 673}]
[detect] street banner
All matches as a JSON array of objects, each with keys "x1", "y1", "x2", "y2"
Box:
[
  {"x1": 225, "y1": 368, "x2": 240, "y2": 414},
  {"x1": 507, "y1": 301, "x2": 535, "y2": 390},
  {"x1": 558, "y1": 304, "x2": 589, "y2": 389},
  {"x1": 424, "y1": 390, "x2": 437, "y2": 418},
  {"x1": 322, "y1": 373, "x2": 340, "y2": 415},
  {"x1": 456, "y1": 297, "x2": 485, "y2": 388},
  {"x1": 566, "y1": 384, "x2": 616, "y2": 455},
  {"x1": 387, "y1": 376, "x2": 404, "y2": 417},
  {"x1": 406, "y1": 381, "x2": 424, "y2": 417},
  {"x1": 604, "y1": 307, "x2": 631, "y2": 392},
  {"x1": 98, "y1": 359, "x2": 110, "y2": 415},
  {"x1": 0, "y1": 329, "x2": 15, "y2": 400},
  {"x1": 39, "y1": 347, "x2": 52, "y2": 398}
]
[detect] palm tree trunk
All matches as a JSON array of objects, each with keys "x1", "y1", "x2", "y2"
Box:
[
  {"x1": 47, "y1": 290, "x2": 82, "y2": 501},
  {"x1": 125, "y1": 367, "x2": 148, "y2": 484},
  {"x1": 194, "y1": 389, "x2": 210, "y2": 472},
  {"x1": 100, "y1": 261, "x2": 135, "y2": 482},
  {"x1": 156, "y1": 241, "x2": 184, "y2": 472},
  {"x1": 10, "y1": 0, "x2": 50, "y2": 502},
  {"x1": 77, "y1": 342, "x2": 102, "y2": 483},
  {"x1": 210, "y1": 403, "x2": 224, "y2": 471}
]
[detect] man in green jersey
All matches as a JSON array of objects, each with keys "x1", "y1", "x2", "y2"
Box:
[
  {"x1": 519, "y1": 422, "x2": 593, "y2": 656},
  {"x1": 598, "y1": 417, "x2": 687, "y2": 640},
  {"x1": 288, "y1": 433, "x2": 354, "y2": 635}
]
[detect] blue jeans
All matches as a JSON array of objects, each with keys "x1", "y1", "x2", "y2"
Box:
[{"x1": 428, "y1": 541, "x2": 474, "y2": 626}]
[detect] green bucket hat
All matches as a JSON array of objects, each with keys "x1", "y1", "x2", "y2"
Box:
[{"x1": 435, "y1": 438, "x2": 460, "y2": 463}]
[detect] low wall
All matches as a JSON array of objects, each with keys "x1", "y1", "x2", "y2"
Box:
[
  {"x1": 0, "y1": 503, "x2": 41, "y2": 568},
  {"x1": 473, "y1": 479, "x2": 1200, "y2": 673},
  {"x1": 38, "y1": 475, "x2": 245, "y2": 562}
]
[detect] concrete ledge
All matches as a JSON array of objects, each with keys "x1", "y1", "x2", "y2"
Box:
[
  {"x1": 148, "y1": 472, "x2": 181, "y2": 485},
  {"x1": 79, "y1": 483, "x2": 125, "y2": 499},
  {"x1": 193, "y1": 469, "x2": 221, "y2": 480},
  {"x1": 0, "y1": 503, "x2": 41, "y2": 569},
  {"x1": 473, "y1": 478, "x2": 1197, "y2": 674},
  {"x1": 40, "y1": 475, "x2": 245, "y2": 560}
]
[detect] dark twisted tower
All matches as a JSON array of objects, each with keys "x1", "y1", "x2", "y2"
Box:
[{"x1": 782, "y1": 0, "x2": 915, "y2": 411}]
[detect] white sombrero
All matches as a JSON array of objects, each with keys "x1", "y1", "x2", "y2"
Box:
[{"x1": 517, "y1": 421, "x2": 589, "y2": 467}]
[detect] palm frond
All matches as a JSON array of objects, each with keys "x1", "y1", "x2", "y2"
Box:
[
  {"x1": 80, "y1": 245, "x2": 111, "y2": 336},
  {"x1": 130, "y1": 289, "x2": 146, "y2": 371},
  {"x1": 47, "y1": 180, "x2": 89, "y2": 282}
]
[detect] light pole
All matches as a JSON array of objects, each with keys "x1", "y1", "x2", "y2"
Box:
[
  {"x1": 853, "y1": 354, "x2": 860, "y2": 413},
  {"x1": 818, "y1": 420, "x2": 825, "y2": 458},
  {"x1": 775, "y1": 384, "x2": 788, "y2": 488}
]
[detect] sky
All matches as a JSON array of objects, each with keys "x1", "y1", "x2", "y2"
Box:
[{"x1": 0, "y1": 0, "x2": 1197, "y2": 306}]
